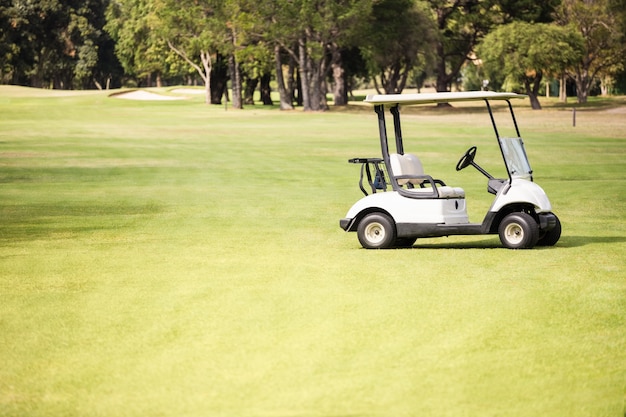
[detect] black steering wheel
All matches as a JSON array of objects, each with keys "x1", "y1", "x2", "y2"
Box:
[{"x1": 456, "y1": 146, "x2": 477, "y2": 171}]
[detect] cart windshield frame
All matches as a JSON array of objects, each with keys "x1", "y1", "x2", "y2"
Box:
[{"x1": 500, "y1": 137, "x2": 533, "y2": 180}]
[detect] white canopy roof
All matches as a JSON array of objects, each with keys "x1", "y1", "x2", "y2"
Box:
[{"x1": 364, "y1": 91, "x2": 526, "y2": 106}]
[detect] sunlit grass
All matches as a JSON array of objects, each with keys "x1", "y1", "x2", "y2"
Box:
[{"x1": 0, "y1": 86, "x2": 624, "y2": 417}]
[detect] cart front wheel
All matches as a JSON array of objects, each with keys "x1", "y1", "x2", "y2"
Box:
[
  {"x1": 498, "y1": 212, "x2": 539, "y2": 249},
  {"x1": 537, "y1": 214, "x2": 561, "y2": 246},
  {"x1": 357, "y1": 213, "x2": 396, "y2": 249}
]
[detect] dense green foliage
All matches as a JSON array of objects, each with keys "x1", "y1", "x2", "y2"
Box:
[
  {"x1": 0, "y1": 0, "x2": 123, "y2": 88},
  {"x1": 555, "y1": 0, "x2": 626, "y2": 102},
  {"x1": 0, "y1": 86, "x2": 624, "y2": 416},
  {"x1": 479, "y1": 22, "x2": 584, "y2": 108},
  {"x1": 0, "y1": 0, "x2": 625, "y2": 106}
]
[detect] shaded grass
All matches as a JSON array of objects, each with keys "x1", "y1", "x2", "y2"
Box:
[{"x1": 0, "y1": 86, "x2": 625, "y2": 417}]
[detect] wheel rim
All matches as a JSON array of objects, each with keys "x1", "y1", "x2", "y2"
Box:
[
  {"x1": 364, "y1": 222, "x2": 386, "y2": 244},
  {"x1": 503, "y1": 222, "x2": 524, "y2": 244}
]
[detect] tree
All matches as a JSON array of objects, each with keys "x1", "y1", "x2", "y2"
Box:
[
  {"x1": 220, "y1": 0, "x2": 249, "y2": 109},
  {"x1": 292, "y1": 0, "x2": 372, "y2": 110},
  {"x1": 325, "y1": 0, "x2": 373, "y2": 105},
  {"x1": 608, "y1": 0, "x2": 626, "y2": 93},
  {"x1": 362, "y1": 0, "x2": 436, "y2": 94},
  {"x1": 2, "y1": 0, "x2": 116, "y2": 89},
  {"x1": 252, "y1": 0, "x2": 372, "y2": 111},
  {"x1": 555, "y1": 0, "x2": 626, "y2": 103},
  {"x1": 427, "y1": 0, "x2": 499, "y2": 93},
  {"x1": 89, "y1": 5, "x2": 124, "y2": 89},
  {"x1": 154, "y1": 0, "x2": 228, "y2": 104},
  {"x1": 105, "y1": 0, "x2": 172, "y2": 87},
  {"x1": 68, "y1": 1, "x2": 112, "y2": 89},
  {"x1": 497, "y1": 0, "x2": 560, "y2": 23},
  {"x1": 333, "y1": 47, "x2": 369, "y2": 103},
  {"x1": 426, "y1": 0, "x2": 563, "y2": 95},
  {"x1": 237, "y1": 41, "x2": 274, "y2": 105},
  {"x1": 0, "y1": 0, "x2": 21, "y2": 83},
  {"x1": 236, "y1": 0, "x2": 294, "y2": 109},
  {"x1": 478, "y1": 22, "x2": 584, "y2": 109}
]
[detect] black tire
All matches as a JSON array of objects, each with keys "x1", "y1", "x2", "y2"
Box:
[
  {"x1": 357, "y1": 213, "x2": 396, "y2": 249},
  {"x1": 498, "y1": 212, "x2": 539, "y2": 249},
  {"x1": 537, "y1": 214, "x2": 561, "y2": 246}
]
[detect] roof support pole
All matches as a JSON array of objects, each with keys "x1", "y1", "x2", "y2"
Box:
[
  {"x1": 484, "y1": 99, "x2": 500, "y2": 141},
  {"x1": 389, "y1": 105, "x2": 404, "y2": 155},
  {"x1": 375, "y1": 105, "x2": 390, "y2": 161},
  {"x1": 506, "y1": 100, "x2": 521, "y2": 137}
]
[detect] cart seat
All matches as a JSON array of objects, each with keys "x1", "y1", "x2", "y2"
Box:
[{"x1": 390, "y1": 153, "x2": 465, "y2": 198}]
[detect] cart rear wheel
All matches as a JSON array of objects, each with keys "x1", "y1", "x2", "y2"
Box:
[
  {"x1": 498, "y1": 212, "x2": 539, "y2": 249},
  {"x1": 357, "y1": 213, "x2": 396, "y2": 249}
]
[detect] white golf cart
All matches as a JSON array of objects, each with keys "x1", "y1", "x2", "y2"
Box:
[{"x1": 339, "y1": 91, "x2": 561, "y2": 249}]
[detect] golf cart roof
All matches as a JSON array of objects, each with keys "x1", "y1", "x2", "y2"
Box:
[{"x1": 364, "y1": 91, "x2": 526, "y2": 106}]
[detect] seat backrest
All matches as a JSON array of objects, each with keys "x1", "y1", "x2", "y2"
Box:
[{"x1": 389, "y1": 153, "x2": 425, "y2": 185}]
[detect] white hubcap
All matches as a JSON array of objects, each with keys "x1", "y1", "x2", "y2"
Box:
[
  {"x1": 364, "y1": 222, "x2": 385, "y2": 243},
  {"x1": 504, "y1": 223, "x2": 524, "y2": 244}
]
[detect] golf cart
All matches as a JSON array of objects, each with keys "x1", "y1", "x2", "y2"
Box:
[{"x1": 339, "y1": 91, "x2": 561, "y2": 249}]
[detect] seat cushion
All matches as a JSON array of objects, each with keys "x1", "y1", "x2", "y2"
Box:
[
  {"x1": 390, "y1": 153, "x2": 465, "y2": 198},
  {"x1": 390, "y1": 153, "x2": 425, "y2": 185},
  {"x1": 403, "y1": 186, "x2": 465, "y2": 198},
  {"x1": 437, "y1": 186, "x2": 465, "y2": 198}
]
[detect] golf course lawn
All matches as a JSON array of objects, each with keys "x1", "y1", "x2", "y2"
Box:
[{"x1": 1, "y1": 86, "x2": 624, "y2": 417}]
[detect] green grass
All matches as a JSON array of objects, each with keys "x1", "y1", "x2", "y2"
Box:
[{"x1": 1, "y1": 86, "x2": 625, "y2": 417}]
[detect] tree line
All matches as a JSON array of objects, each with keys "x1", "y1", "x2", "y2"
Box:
[{"x1": 1, "y1": 0, "x2": 625, "y2": 110}]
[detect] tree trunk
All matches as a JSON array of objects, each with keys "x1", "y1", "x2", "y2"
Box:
[
  {"x1": 435, "y1": 43, "x2": 450, "y2": 93},
  {"x1": 574, "y1": 69, "x2": 590, "y2": 104},
  {"x1": 168, "y1": 40, "x2": 213, "y2": 104},
  {"x1": 294, "y1": 70, "x2": 302, "y2": 106},
  {"x1": 524, "y1": 73, "x2": 543, "y2": 110},
  {"x1": 331, "y1": 47, "x2": 347, "y2": 106},
  {"x1": 309, "y1": 65, "x2": 326, "y2": 111},
  {"x1": 314, "y1": 49, "x2": 329, "y2": 111},
  {"x1": 243, "y1": 76, "x2": 258, "y2": 105},
  {"x1": 527, "y1": 92, "x2": 542, "y2": 110},
  {"x1": 288, "y1": 52, "x2": 298, "y2": 105},
  {"x1": 260, "y1": 73, "x2": 273, "y2": 105},
  {"x1": 298, "y1": 38, "x2": 312, "y2": 111},
  {"x1": 228, "y1": 53, "x2": 243, "y2": 109},
  {"x1": 398, "y1": 66, "x2": 409, "y2": 93},
  {"x1": 600, "y1": 77, "x2": 609, "y2": 96},
  {"x1": 204, "y1": 78, "x2": 212, "y2": 105},
  {"x1": 559, "y1": 74, "x2": 567, "y2": 103},
  {"x1": 434, "y1": 42, "x2": 454, "y2": 108},
  {"x1": 274, "y1": 45, "x2": 293, "y2": 110},
  {"x1": 381, "y1": 63, "x2": 411, "y2": 95},
  {"x1": 293, "y1": 31, "x2": 330, "y2": 111},
  {"x1": 200, "y1": 51, "x2": 212, "y2": 105},
  {"x1": 210, "y1": 54, "x2": 228, "y2": 104},
  {"x1": 373, "y1": 77, "x2": 383, "y2": 95}
]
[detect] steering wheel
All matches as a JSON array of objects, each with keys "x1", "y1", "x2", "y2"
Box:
[{"x1": 456, "y1": 146, "x2": 477, "y2": 171}]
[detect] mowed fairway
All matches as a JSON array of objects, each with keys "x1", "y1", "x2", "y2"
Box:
[{"x1": 1, "y1": 86, "x2": 624, "y2": 417}]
